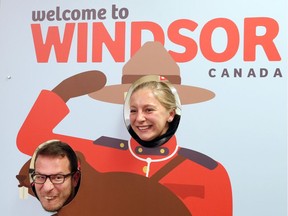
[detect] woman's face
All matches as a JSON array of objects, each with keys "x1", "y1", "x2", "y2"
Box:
[{"x1": 129, "y1": 87, "x2": 175, "y2": 141}]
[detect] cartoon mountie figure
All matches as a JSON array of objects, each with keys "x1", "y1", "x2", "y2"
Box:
[{"x1": 16, "y1": 41, "x2": 233, "y2": 215}]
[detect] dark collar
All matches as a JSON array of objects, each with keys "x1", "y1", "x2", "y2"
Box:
[{"x1": 128, "y1": 114, "x2": 180, "y2": 148}]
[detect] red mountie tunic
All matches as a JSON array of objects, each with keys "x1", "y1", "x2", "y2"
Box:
[{"x1": 17, "y1": 90, "x2": 233, "y2": 216}]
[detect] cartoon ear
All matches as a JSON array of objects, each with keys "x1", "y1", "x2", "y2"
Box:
[{"x1": 16, "y1": 159, "x2": 35, "y2": 198}]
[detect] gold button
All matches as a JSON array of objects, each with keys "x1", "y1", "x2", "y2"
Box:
[
  {"x1": 160, "y1": 148, "x2": 165, "y2": 154},
  {"x1": 119, "y1": 143, "x2": 125, "y2": 148},
  {"x1": 138, "y1": 147, "x2": 143, "y2": 153},
  {"x1": 142, "y1": 166, "x2": 147, "y2": 173}
]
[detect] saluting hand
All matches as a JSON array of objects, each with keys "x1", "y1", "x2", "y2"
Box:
[{"x1": 52, "y1": 70, "x2": 107, "y2": 102}]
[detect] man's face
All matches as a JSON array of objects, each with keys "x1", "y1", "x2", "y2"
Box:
[{"x1": 34, "y1": 155, "x2": 77, "y2": 212}]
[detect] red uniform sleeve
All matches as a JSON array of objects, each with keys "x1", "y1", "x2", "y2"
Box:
[
  {"x1": 202, "y1": 162, "x2": 232, "y2": 216},
  {"x1": 161, "y1": 158, "x2": 232, "y2": 216},
  {"x1": 16, "y1": 90, "x2": 70, "y2": 155},
  {"x1": 16, "y1": 90, "x2": 125, "y2": 172}
]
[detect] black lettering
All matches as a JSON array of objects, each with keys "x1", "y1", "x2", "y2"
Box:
[
  {"x1": 260, "y1": 68, "x2": 268, "y2": 77},
  {"x1": 234, "y1": 68, "x2": 242, "y2": 77},
  {"x1": 46, "y1": 10, "x2": 55, "y2": 21},
  {"x1": 208, "y1": 68, "x2": 216, "y2": 77},
  {"x1": 118, "y1": 7, "x2": 129, "y2": 19},
  {"x1": 63, "y1": 10, "x2": 71, "y2": 21},
  {"x1": 56, "y1": 6, "x2": 62, "y2": 21},
  {"x1": 247, "y1": 68, "x2": 256, "y2": 77},
  {"x1": 32, "y1": 6, "x2": 110, "y2": 22},
  {"x1": 274, "y1": 68, "x2": 282, "y2": 77},
  {"x1": 221, "y1": 68, "x2": 229, "y2": 77},
  {"x1": 71, "y1": 9, "x2": 81, "y2": 21},
  {"x1": 32, "y1": 10, "x2": 45, "y2": 21}
]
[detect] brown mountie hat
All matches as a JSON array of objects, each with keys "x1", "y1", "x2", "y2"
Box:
[{"x1": 88, "y1": 41, "x2": 215, "y2": 104}]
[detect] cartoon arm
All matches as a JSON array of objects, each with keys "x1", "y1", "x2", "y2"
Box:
[
  {"x1": 204, "y1": 162, "x2": 233, "y2": 216},
  {"x1": 169, "y1": 149, "x2": 233, "y2": 215},
  {"x1": 177, "y1": 161, "x2": 233, "y2": 215},
  {"x1": 16, "y1": 70, "x2": 106, "y2": 156},
  {"x1": 52, "y1": 70, "x2": 106, "y2": 102}
]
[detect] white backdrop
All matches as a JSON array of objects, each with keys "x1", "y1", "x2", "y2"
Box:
[{"x1": 0, "y1": 0, "x2": 287, "y2": 215}]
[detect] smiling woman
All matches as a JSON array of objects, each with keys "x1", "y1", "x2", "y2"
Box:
[
  {"x1": 121, "y1": 73, "x2": 232, "y2": 215},
  {"x1": 124, "y1": 75, "x2": 181, "y2": 148}
]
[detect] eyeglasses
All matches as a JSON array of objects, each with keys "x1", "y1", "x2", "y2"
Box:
[{"x1": 32, "y1": 172, "x2": 75, "y2": 184}]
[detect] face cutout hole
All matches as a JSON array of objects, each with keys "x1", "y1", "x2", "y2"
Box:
[{"x1": 123, "y1": 75, "x2": 181, "y2": 146}]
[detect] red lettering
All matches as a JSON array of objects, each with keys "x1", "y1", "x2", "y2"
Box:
[
  {"x1": 92, "y1": 22, "x2": 125, "y2": 62},
  {"x1": 31, "y1": 23, "x2": 75, "y2": 63},
  {"x1": 200, "y1": 18, "x2": 239, "y2": 62},
  {"x1": 77, "y1": 23, "x2": 88, "y2": 62},
  {"x1": 30, "y1": 17, "x2": 281, "y2": 63},
  {"x1": 244, "y1": 17, "x2": 281, "y2": 61},
  {"x1": 168, "y1": 19, "x2": 198, "y2": 62},
  {"x1": 130, "y1": 21, "x2": 164, "y2": 56}
]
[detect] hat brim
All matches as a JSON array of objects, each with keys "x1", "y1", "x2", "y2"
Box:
[{"x1": 88, "y1": 84, "x2": 215, "y2": 105}]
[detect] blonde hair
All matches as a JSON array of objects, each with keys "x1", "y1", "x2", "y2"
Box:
[{"x1": 131, "y1": 80, "x2": 178, "y2": 112}]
